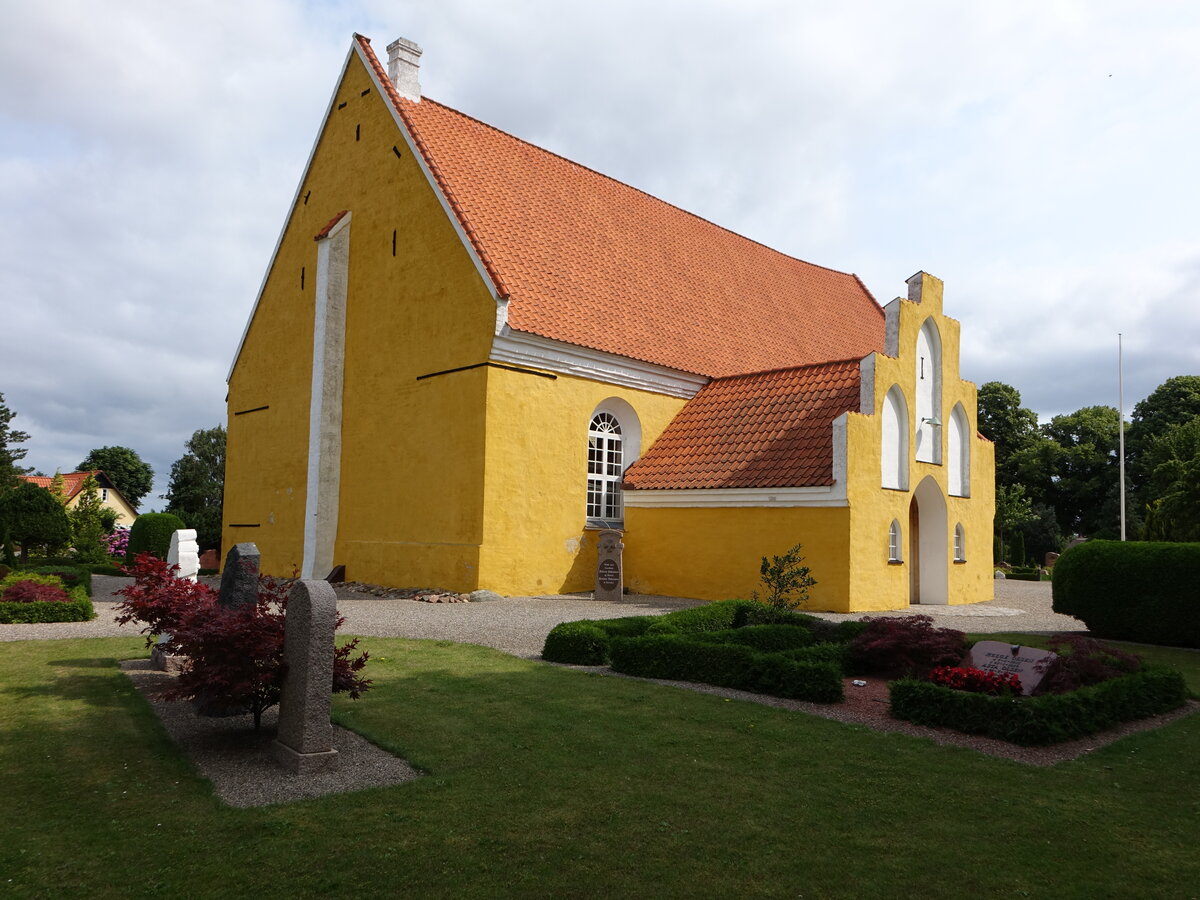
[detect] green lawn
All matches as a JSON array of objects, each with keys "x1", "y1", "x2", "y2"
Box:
[{"x1": 1, "y1": 635, "x2": 1197, "y2": 898}]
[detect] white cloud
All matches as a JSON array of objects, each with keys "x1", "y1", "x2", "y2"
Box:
[{"x1": 2, "y1": 0, "x2": 1198, "y2": 499}]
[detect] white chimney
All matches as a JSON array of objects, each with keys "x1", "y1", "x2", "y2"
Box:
[{"x1": 387, "y1": 37, "x2": 423, "y2": 102}]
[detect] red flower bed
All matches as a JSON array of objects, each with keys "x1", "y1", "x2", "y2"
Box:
[{"x1": 929, "y1": 665, "x2": 1022, "y2": 696}]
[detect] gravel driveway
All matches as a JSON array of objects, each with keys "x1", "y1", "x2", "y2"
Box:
[{"x1": 1, "y1": 576, "x2": 1081, "y2": 656}]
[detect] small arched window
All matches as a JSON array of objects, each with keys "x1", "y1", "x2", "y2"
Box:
[
  {"x1": 587, "y1": 412, "x2": 623, "y2": 525},
  {"x1": 888, "y1": 519, "x2": 903, "y2": 562},
  {"x1": 947, "y1": 403, "x2": 970, "y2": 497},
  {"x1": 881, "y1": 385, "x2": 909, "y2": 490},
  {"x1": 954, "y1": 523, "x2": 966, "y2": 562},
  {"x1": 915, "y1": 319, "x2": 943, "y2": 464}
]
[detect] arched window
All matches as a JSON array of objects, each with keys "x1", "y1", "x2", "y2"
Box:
[
  {"x1": 915, "y1": 319, "x2": 942, "y2": 464},
  {"x1": 954, "y1": 523, "x2": 966, "y2": 562},
  {"x1": 881, "y1": 385, "x2": 909, "y2": 490},
  {"x1": 947, "y1": 403, "x2": 970, "y2": 497},
  {"x1": 587, "y1": 412, "x2": 624, "y2": 525},
  {"x1": 888, "y1": 519, "x2": 903, "y2": 562}
]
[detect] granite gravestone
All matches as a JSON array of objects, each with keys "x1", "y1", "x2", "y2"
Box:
[
  {"x1": 964, "y1": 641, "x2": 1058, "y2": 696},
  {"x1": 167, "y1": 529, "x2": 200, "y2": 582},
  {"x1": 594, "y1": 530, "x2": 624, "y2": 602},
  {"x1": 272, "y1": 580, "x2": 340, "y2": 774},
  {"x1": 219, "y1": 542, "x2": 260, "y2": 609}
]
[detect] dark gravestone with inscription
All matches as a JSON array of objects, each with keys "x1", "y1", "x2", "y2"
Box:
[
  {"x1": 219, "y1": 542, "x2": 261, "y2": 609},
  {"x1": 964, "y1": 640, "x2": 1058, "y2": 696},
  {"x1": 594, "y1": 530, "x2": 624, "y2": 602}
]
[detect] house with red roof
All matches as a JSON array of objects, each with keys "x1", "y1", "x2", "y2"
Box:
[
  {"x1": 21, "y1": 471, "x2": 138, "y2": 528},
  {"x1": 222, "y1": 34, "x2": 995, "y2": 610}
]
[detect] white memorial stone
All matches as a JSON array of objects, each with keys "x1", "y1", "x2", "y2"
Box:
[{"x1": 167, "y1": 529, "x2": 200, "y2": 583}]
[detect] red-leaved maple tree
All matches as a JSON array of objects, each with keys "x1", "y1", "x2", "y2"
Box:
[{"x1": 116, "y1": 554, "x2": 370, "y2": 730}]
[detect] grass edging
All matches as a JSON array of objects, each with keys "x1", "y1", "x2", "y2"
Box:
[{"x1": 889, "y1": 666, "x2": 1189, "y2": 746}]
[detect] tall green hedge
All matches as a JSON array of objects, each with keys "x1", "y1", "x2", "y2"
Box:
[
  {"x1": 1052, "y1": 541, "x2": 1200, "y2": 647},
  {"x1": 125, "y1": 513, "x2": 185, "y2": 565}
]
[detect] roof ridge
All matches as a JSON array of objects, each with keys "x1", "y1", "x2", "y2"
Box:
[
  {"x1": 714, "y1": 356, "x2": 864, "y2": 382},
  {"x1": 408, "y1": 94, "x2": 871, "y2": 286}
]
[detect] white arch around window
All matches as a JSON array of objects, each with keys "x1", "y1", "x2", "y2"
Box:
[
  {"x1": 948, "y1": 402, "x2": 970, "y2": 497},
  {"x1": 881, "y1": 385, "x2": 909, "y2": 490},
  {"x1": 954, "y1": 522, "x2": 966, "y2": 562},
  {"x1": 915, "y1": 319, "x2": 942, "y2": 464},
  {"x1": 888, "y1": 519, "x2": 903, "y2": 562},
  {"x1": 585, "y1": 398, "x2": 642, "y2": 527}
]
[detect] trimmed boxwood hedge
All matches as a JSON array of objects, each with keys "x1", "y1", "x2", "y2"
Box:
[
  {"x1": 693, "y1": 624, "x2": 816, "y2": 653},
  {"x1": 1053, "y1": 540, "x2": 1200, "y2": 647},
  {"x1": 0, "y1": 573, "x2": 95, "y2": 624},
  {"x1": 541, "y1": 615, "x2": 660, "y2": 664},
  {"x1": 0, "y1": 595, "x2": 95, "y2": 623},
  {"x1": 889, "y1": 666, "x2": 1188, "y2": 746},
  {"x1": 609, "y1": 634, "x2": 844, "y2": 703}
]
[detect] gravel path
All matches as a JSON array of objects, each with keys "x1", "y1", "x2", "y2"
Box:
[{"x1": 1, "y1": 575, "x2": 1080, "y2": 654}]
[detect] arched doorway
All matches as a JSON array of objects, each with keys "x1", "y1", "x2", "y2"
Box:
[{"x1": 908, "y1": 475, "x2": 948, "y2": 605}]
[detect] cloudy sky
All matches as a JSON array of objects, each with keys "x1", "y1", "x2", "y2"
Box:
[{"x1": 2, "y1": 0, "x2": 1198, "y2": 506}]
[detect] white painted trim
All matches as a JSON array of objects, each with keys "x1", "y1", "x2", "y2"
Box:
[
  {"x1": 302, "y1": 214, "x2": 350, "y2": 579},
  {"x1": 350, "y1": 40, "x2": 506, "y2": 319},
  {"x1": 227, "y1": 44, "x2": 358, "y2": 383},
  {"x1": 623, "y1": 485, "x2": 847, "y2": 508},
  {"x1": 491, "y1": 328, "x2": 708, "y2": 399}
]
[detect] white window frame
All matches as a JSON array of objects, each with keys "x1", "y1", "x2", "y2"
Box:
[
  {"x1": 587, "y1": 412, "x2": 624, "y2": 527},
  {"x1": 888, "y1": 519, "x2": 903, "y2": 563},
  {"x1": 954, "y1": 523, "x2": 966, "y2": 562}
]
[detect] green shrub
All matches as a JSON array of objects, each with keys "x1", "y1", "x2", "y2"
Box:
[
  {"x1": 88, "y1": 564, "x2": 126, "y2": 576},
  {"x1": 542, "y1": 622, "x2": 610, "y2": 665},
  {"x1": 125, "y1": 513, "x2": 185, "y2": 564},
  {"x1": 732, "y1": 602, "x2": 820, "y2": 630},
  {"x1": 0, "y1": 563, "x2": 8, "y2": 580},
  {"x1": 609, "y1": 634, "x2": 843, "y2": 703},
  {"x1": 752, "y1": 543, "x2": 817, "y2": 610},
  {"x1": 696, "y1": 624, "x2": 815, "y2": 653},
  {"x1": 1052, "y1": 541, "x2": 1200, "y2": 647},
  {"x1": 889, "y1": 666, "x2": 1188, "y2": 745},
  {"x1": 655, "y1": 600, "x2": 755, "y2": 634},
  {"x1": 27, "y1": 565, "x2": 91, "y2": 597},
  {"x1": 541, "y1": 616, "x2": 659, "y2": 664},
  {"x1": 0, "y1": 572, "x2": 94, "y2": 623},
  {"x1": 784, "y1": 641, "x2": 851, "y2": 670}
]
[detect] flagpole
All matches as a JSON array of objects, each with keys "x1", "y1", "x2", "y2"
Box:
[{"x1": 1119, "y1": 333, "x2": 1126, "y2": 541}]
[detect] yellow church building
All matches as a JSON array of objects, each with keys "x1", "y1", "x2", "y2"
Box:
[{"x1": 222, "y1": 33, "x2": 995, "y2": 611}]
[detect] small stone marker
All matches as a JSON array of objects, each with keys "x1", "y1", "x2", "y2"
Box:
[
  {"x1": 218, "y1": 542, "x2": 260, "y2": 609},
  {"x1": 167, "y1": 529, "x2": 200, "y2": 583},
  {"x1": 199, "y1": 549, "x2": 218, "y2": 570},
  {"x1": 594, "y1": 529, "x2": 624, "y2": 602},
  {"x1": 272, "y1": 580, "x2": 339, "y2": 774},
  {"x1": 964, "y1": 641, "x2": 1058, "y2": 696}
]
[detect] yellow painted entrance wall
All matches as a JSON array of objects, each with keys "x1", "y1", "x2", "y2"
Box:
[
  {"x1": 843, "y1": 273, "x2": 995, "y2": 609},
  {"x1": 477, "y1": 369, "x2": 686, "y2": 595},
  {"x1": 224, "y1": 51, "x2": 497, "y2": 585},
  {"x1": 623, "y1": 506, "x2": 852, "y2": 607}
]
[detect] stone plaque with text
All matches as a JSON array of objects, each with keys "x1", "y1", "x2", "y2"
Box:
[
  {"x1": 594, "y1": 530, "x2": 624, "y2": 602},
  {"x1": 964, "y1": 641, "x2": 1057, "y2": 696}
]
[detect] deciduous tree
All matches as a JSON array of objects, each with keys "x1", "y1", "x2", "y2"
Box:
[
  {"x1": 164, "y1": 425, "x2": 225, "y2": 553},
  {"x1": 0, "y1": 481, "x2": 72, "y2": 563},
  {"x1": 77, "y1": 446, "x2": 154, "y2": 510}
]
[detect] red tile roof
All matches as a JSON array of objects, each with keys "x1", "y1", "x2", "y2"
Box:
[
  {"x1": 356, "y1": 35, "x2": 885, "y2": 379},
  {"x1": 20, "y1": 471, "x2": 106, "y2": 501},
  {"x1": 622, "y1": 359, "x2": 862, "y2": 489}
]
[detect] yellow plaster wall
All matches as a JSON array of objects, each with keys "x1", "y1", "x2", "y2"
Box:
[
  {"x1": 224, "y1": 51, "x2": 497, "y2": 583},
  {"x1": 843, "y1": 272, "x2": 995, "y2": 609},
  {"x1": 477, "y1": 369, "x2": 686, "y2": 595},
  {"x1": 623, "y1": 506, "x2": 852, "y2": 608}
]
